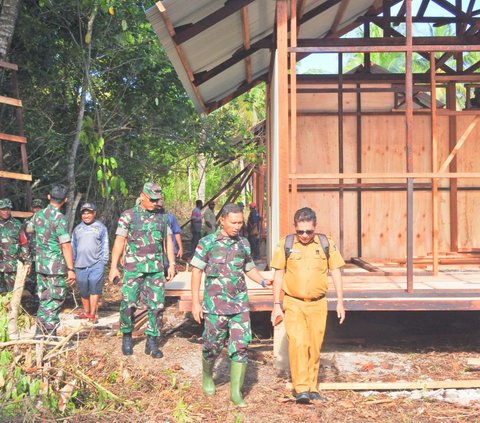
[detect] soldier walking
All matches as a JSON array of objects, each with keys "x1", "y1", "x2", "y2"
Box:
[
  {"x1": 109, "y1": 183, "x2": 175, "y2": 358},
  {"x1": 23, "y1": 198, "x2": 44, "y2": 295},
  {"x1": 0, "y1": 198, "x2": 29, "y2": 293},
  {"x1": 190, "y1": 203, "x2": 272, "y2": 406},
  {"x1": 26, "y1": 185, "x2": 76, "y2": 338}
]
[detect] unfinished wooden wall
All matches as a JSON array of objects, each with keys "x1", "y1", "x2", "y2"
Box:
[{"x1": 294, "y1": 84, "x2": 480, "y2": 260}]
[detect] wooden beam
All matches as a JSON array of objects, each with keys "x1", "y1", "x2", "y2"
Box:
[
  {"x1": 405, "y1": 0, "x2": 414, "y2": 293},
  {"x1": 172, "y1": 0, "x2": 255, "y2": 45},
  {"x1": 417, "y1": 0, "x2": 430, "y2": 17},
  {"x1": 0, "y1": 133, "x2": 26, "y2": 143},
  {"x1": 297, "y1": 36, "x2": 480, "y2": 47},
  {"x1": 0, "y1": 60, "x2": 18, "y2": 71},
  {"x1": 328, "y1": 0, "x2": 351, "y2": 35},
  {"x1": 241, "y1": 6, "x2": 252, "y2": 84},
  {"x1": 0, "y1": 96, "x2": 21, "y2": 107},
  {"x1": 11, "y1": 211, "x2": 33, "y2": 218},
  {"x1": 290, "y1": 0, "x2": 298, "y2": 218},
  {"x1": 447, "y1": 84, "x2": 458, "y2": 253},
  {"x1": 430, "y1": 53, "x2": 439, "y2": 276},
  {"x1": 438, "y1": 115, "x2": 479, "y2": 173},
  {"x1": 277, "y1": 0, "x2": 289, "y2": 238},
  {"x1": 319, "y1": 380, "x2": 480, "y2": 391},
  {"x1": 0, "y1": 171, "x2": 32, "y2": 181},
  {"x1": 155, "y1": 2, "x2": 207, "y2": 112},
  {"x1": 290, "y1": 172, "x2": 480, "y2": 179}
]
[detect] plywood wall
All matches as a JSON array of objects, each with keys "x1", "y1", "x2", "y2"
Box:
[{"x1": 294, "y1": 108, "x2": 480, "y2": 260}]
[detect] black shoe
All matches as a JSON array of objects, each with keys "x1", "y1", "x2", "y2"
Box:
[
  {"x1": 145, "y1": 335, "x2": 163, "y2": 359},
  {"x1": 309, "y1": 392, "x2": 327, "y2": 401},
  {"x1": 295, "y1": 392, "x2": 310, "y2": 404},
  {"x1": 122, "y1": 333, "x2": 133, "y2": 356}
]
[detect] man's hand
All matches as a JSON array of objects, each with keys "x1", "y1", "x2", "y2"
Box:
[
  {"x1": 263, "y1": 278, "x2": 273, "y2": 288},
  {"x1": 109, "y1": 267, "x2": 120, "y2": 285},
  {"x1": 66, "y1": 269, "x2": 76, "y2": 286},
  {"x1": 192, "y1": 301, "x2": 203, "y2": 324},
  {"x1": 177, "y1": 247, "x2": 183, "y2": 258},
  {"x1": 271, "y1": 303, "x2": 284, "y2": 326},
  {"x1": 166, "y1": 264, "x2": 176, "y2": 281},
  {"x1": 337, "y1": 301, "x2": 346, "y2": 324}
]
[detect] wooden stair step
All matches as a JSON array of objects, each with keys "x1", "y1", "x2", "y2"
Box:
[
  {"x1": 0, "y1": 60, "x2": 18, "y2": 71},
  {"x1": 0, "y1": 95, "x2": 22, "y2": 107},
  {"x1": 0, "y1": 133, "x2": 27, "y2": 143},
  {"x1": 0, "y1": 171, "x2": 32, "y2": 181}
]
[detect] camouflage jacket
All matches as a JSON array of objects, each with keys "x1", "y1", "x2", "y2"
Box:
[
  {"x1": 26, "y1": 204, "x2": 70, "y2": 275},
  {"x1": 0, "y1": 217, "x2": 29, "y2": 272},
  {"x1": 190, "y1": 230, "x2": 255, "y2": 315},
  {"x1": 115, "y1": 205, "x2": 171, "y2": 273}
]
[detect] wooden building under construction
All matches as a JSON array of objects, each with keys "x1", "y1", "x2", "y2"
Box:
[{"x1": 147, "y1": 0, "x2": 480, "y2": 311}]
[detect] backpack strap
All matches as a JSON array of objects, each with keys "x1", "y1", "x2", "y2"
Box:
[{"x1": 284, "y1": 233, "x2": 330, "y2": 269}]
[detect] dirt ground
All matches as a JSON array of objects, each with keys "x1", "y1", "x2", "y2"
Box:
[{"x1": 39, "y1": 281, "x2": 480, "y2": 423}]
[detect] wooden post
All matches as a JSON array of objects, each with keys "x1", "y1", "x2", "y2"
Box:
[
  {"x1": 290, "y1": 0, "x2": 298, "y2": 216},
  {"x1": 430, "y1": 53, "x2": 439, "y2": 276},
  {"x1": 338, "y1": 53, "x2": 344, "y2": 254},
  {"x1": 356, "y1": 84, "x2": 362, "y2": 257},
  {"x1": 405, "y1": 0, "x2": 414, "y2": 292},
  {"x1": 276, "y1": 0, "x2": 289, "y2": 237},
  {"x1": 447, "y1": 83, "x2": 458, "y2": 252}
]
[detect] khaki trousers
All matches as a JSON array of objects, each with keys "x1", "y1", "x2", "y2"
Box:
[{"x1": 283, "y1": 295, "x2": 328, "y2": 393}]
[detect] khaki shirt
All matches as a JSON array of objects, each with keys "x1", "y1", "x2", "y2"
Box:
[{"x1": 270, "y1": 235, "x2": 345, "y2": 299}]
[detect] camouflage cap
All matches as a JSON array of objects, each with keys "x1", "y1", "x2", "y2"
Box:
[
  {"x1": 0, "y1": 198, "x2": 13, "y2": 209},
  {"x1": 142, "y1": 182, "x2": 162, "y2": 200},
  {"x1": 32, "y1": 198, "x2": 44, "y2": 208}
]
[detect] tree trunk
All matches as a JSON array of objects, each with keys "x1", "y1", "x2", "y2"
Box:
[
  {"x1": 65, "y1": 5, "x2": 98, "y2": 229},
  {"x1": 0, "y1": 0, "x2": 21, "y2": 59}
]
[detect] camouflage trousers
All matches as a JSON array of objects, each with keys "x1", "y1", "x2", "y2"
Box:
[
  {"x1": 119, "y1": 270, "x2": 165, "y2": 337},
  {"x1": 202, "y1": 311, "x2": 252, "y2": 363},
  {"x1": 0, "y1": 272, "x2": 16, "y2": 293},
  {"x1": 36, "y1": 273, "x2": 67, "y2": 333}
]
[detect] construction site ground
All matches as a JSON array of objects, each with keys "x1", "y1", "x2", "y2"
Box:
[{"x1": 25, "y1": 279, "x2": 479, "y2": 423}]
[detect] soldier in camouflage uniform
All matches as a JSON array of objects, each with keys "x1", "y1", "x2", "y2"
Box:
[
  {"x1": 0, "y1": 198, "x2": 29, "y2": 293},
  {"x1": 109, "y1": 182, "x2": 175, "y2": 358},
  {"x1": 26, "y1": 185, "x2": 76, "y2": 337},
  {"x1": 190, "y1": 203, "x2": 272, "y2": 407},
  {"x1": 23, "y1": 198, "x2": 44, "y2": 295}
]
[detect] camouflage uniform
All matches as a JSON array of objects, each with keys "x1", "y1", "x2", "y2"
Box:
[
  {"x1": 0, "y1": 212, "x2": 29, "y2": 293},
  {"x1": 190, "y1": 230, "x2": 255, "y2": 363},
  {"x1": 26, "y1": 204, "x2": 70, "y2": 332},
  {"x1": 23, "y1": 199, "x2": 45, "y2": 294},
  {"x1": 116, "y1": 205, "x2": 171, "y2": 337}
]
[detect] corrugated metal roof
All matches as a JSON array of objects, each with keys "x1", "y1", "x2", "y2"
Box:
[{"x1": 146, "y1": 0, "x2": 377, "y2": 114}]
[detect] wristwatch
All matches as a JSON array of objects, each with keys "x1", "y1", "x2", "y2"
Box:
[{"x1": 261, "y1": 279, "x2": 267, "y2": 288}]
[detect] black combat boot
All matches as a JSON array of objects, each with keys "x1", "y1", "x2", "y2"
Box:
[
  {"x1": 145, "y1": 335, "x2": 163, "y2": 359},
  {"x1": 122, "y1": 333, "x2": 133, "y2": 356},
  {"x1": 33, "y1": 325, "x2": 44, "y2": 340}
]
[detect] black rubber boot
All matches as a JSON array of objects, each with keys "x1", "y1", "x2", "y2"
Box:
[
  {"x1": 122, "y1": 333, "x2": 133, "y2": 356},
  {"x1": 145, "y1": 335, "x2": 163, "y2": 358}
]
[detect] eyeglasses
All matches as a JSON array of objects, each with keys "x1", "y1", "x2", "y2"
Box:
[{"x1": 296, "y1": 230, "x2": 314, "y2": 236}]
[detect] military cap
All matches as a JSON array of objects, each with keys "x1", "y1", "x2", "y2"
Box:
[
  {"x1": 49, "y1": 184, "x2": 68, "y2": 201},
  {"x1": 249, "y1": 202, "x2": 256, "y2": 208},
  {"x1": 80, "y1": 202, "x2": 96, "y2": 211},
  {"x1": 31, "y1": 198, "x2": 44, "y2": 208},
  {"x1": 142, "y1": 182, "x2": 162, "y2": 200},
  {"x1": 0, "y1": 198, "x2": 13, "y2": 209}
]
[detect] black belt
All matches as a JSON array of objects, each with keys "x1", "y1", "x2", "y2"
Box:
[{"x1": 285, "y1": 293, "x2": 325, "y2": 302}]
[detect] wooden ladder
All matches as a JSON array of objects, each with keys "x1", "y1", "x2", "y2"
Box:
[{"x1": 0, "y1": 59, "x2": 32, "y2": 218}]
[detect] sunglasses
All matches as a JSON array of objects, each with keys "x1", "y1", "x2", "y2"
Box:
[{"x1": 296, "y1": 230, "x2": 314, "y2": 236}]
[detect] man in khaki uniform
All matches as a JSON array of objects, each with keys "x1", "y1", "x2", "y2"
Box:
[{"x1": 270, "y1": 207, "x2": 345, "y2": 404}]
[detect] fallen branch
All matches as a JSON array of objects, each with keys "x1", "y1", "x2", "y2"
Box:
[
  {"x1": 43, "y1": 328, "x2": 82, "y2": 361},
  {"x1": 0, "y1": 339, "x2": 62, "y2": 347},
  {"x1": 73, "y1": 368, "x2": 128, "y2": 404},
  {"x1": 7, "y1": 261, "x2": 30, "y2": 338}
]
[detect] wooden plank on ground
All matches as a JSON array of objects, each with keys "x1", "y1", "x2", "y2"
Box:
[
  {"x1": 319, "y1": 379, "x2": 480, "y2": 391},
  {"x1": 0, "y1": 133, "x2": 27, "y2": 143},
  {"x1": 0, "y1": 95, "x2": 22, "y2": 107},
  {"x1": 0, "y1": 171, "x2": 32, "y2": 181}
]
